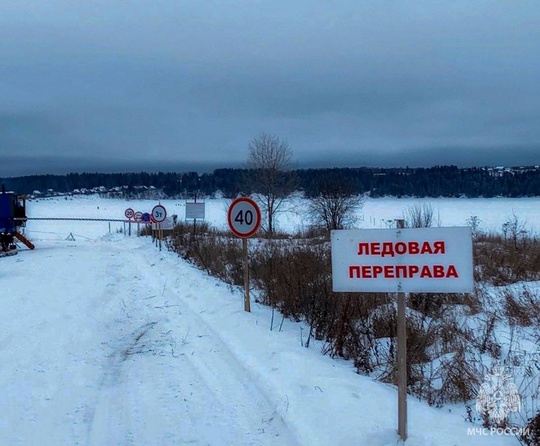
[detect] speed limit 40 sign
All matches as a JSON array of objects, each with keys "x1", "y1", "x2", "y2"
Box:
[{"x1": 228, "y1": 197, "x2": 261, "y2": 238}]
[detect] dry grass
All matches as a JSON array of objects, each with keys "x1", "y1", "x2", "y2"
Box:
[
  {"x1": 474, "y1": 226, "x2": 540, "y2": 285},
  {"x1": 164, "y1": 219, "x2": 540, "y2": 412}
]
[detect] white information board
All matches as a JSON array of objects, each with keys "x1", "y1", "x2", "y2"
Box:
[
  {"x1": 185, "y1": 202, "x2": 205, "y2": 220},
  {"x1": 331, "y1": 227, "x2": 473, "y2": 293}
]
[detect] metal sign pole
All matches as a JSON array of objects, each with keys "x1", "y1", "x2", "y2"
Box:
[
  {"x1": 227, "y1": 198, "x2": 261, "y2": 313},
  {"x1": 332, "y1": 224, "x2": 473, "y2": 443},
  {"x1": 396, "y1": 218, "x2": 407, "y2": 441},
  {"x1": 243, "y1": 237, "x2": 250, "y2": 312}
]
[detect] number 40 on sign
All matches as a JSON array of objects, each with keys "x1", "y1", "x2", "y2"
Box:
[{"x1": 227, "y1": 197, "x2": 261, "y2": 238}]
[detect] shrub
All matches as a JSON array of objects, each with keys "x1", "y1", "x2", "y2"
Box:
[
  {"x1": 474, "y1": 229, "x2": 540, "y2": 285},
  {"x1": 521, "y1": 412, "x2": 540, "y2": 446},
  {"x1": 167, "y1": 221, "x2": 244, "y2": 287},
  {"x1": 503, "y1": 286, "x2": 540, "y2": 327},
  {"x1": 162, "y1": 214, "x2": 539, "y2": 421}
]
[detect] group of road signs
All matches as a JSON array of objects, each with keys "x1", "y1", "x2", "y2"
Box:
[
  {"x1": 126, "y1": 199, "x2": 262, "y2": 236},
  {"x1": 124, "y1": 204, "x2": 167, "y2": 224},
  {"x1": 124, "y1": 199, "x2": 261, "y2": 313}
]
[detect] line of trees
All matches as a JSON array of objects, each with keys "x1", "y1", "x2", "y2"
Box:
[
  {"x1": 2, "y1": 141, "x2": 540, "y2": 203},
  {"x1": 4, "y1": 165, "x2": 540, "y2": 199}
]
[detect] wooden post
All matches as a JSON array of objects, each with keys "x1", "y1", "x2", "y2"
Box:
[
  {"x1": 396, "y1": 218, "x2": 407, "y2": 441},
  {"x1": 243, "y1": 237, "x2": 250, "y2": 312}
]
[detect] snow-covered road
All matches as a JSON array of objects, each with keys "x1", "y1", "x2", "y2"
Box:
[
  {"x1": 1, "y1": 229, "x2": 515, "y2": 445},
  {"x1": 1, "y1": 236, "x2": 299, "y2": 445}
]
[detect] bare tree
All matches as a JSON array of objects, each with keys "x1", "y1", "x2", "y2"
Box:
[
  {"x1": 245, "y1": 132, "x2": 295, "y2": 236},
  {"x1": 307, "y1": 177, "x2": 364, "y2": 232},
  {"x1": 404, "y1": 203, "x2": 440, "y2": 228}
]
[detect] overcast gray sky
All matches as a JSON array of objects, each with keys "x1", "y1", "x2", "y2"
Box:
[{"x1": 1, "y1": 0, "x2": 539, "y2": 176}]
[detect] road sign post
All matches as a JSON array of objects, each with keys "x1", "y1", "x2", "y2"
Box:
[
  {"x1": 331, "y1": 224, "x2": 473, "y2": 442},
  {"x1": 243, "y1": 238, "x2": 249, "y2": 311},
  {"x1": 125, "y1": 208, "x2": 134, "y2": 236},
  {"x1": 134, "y1": 211, "x2": 142, "y2": 236},
  {"x1": 396, "y1": 219, "x2": 407, "y2": 441},
  {"x1": 141, "y1": 212, "x2": 150, "y2": 236},
  {"x1": 227, "y1": 198, "x2": 261, "y2": 312},
  {"x1": 152, "y1": 205, "x2": 167, "y2": 252}
]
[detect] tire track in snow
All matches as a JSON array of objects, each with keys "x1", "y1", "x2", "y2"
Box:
[
  {"x1": 137, "y1": 255, "x2": 301, "y2": 446},
  {"x1": 85, "y1": 240, "x2": 300, "y2": 445},
  {"x1": 85, "y1": 250, "x2": 168, "y2": 446}
]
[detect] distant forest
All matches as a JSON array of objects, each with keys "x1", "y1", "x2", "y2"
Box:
[{"x1": 2, "y1": 166, "x2": 540, "y2": 198}]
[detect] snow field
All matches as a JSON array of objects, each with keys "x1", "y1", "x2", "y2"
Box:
[
  {"x1": 27, "y1": 194, "x2": 540, "y2": 236},
  {"x1": 2, "y1": 196, "x2": 532, "y2": 445}
]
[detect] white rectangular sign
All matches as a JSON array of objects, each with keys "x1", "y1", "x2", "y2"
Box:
[
  {"x1": 161, "y1": 216, "x2": 175, "y2": 229},
  {"x1": 331, "y1": 227, "x2": 474, "y2": 293},
  {"x1": 185, "y1": 202, "x2": 205, "y2": 220}
]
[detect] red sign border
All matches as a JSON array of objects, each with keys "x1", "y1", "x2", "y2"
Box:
[
  {"x1": 151, "y1": 204, "x2": 167, "y2": 223},
  {"x1": 227, "y1": 197, "x2": 262, "y2": 238},
  {"x1": 125, "y1": 207, "x2": 135, "y2": 219}
]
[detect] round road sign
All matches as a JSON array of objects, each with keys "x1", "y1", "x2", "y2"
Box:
[
  {"x1": 134, "y1": 211, "x2": 143, "y2": 222},
  {"x1": 152, "y1": 204, "x2": 167, "y2": 223},
  {"x1": 125, "y1": 207, "x2": 135, "y2": 219},
  {"x1": 227, "y1": 197, "x2": 261, "y2": 238},
  {"x1": 142, "y1": 212, "x2": 151, "y2": 223}
]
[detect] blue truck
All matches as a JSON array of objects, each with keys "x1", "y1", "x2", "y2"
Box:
[{"x1": 0, "y1": 184, "x2": 32, "y2": 252}]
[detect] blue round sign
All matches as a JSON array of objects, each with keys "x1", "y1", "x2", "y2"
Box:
[{"x1": 142, "y1": 212, "x2": 151, "y2": 222}]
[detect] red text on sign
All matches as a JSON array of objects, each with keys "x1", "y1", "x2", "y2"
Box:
[
  {"x1": 348, "y1": 264, "x2": 459, "y2": 279},
  {"x1": 357, "y1": 241, "x2": 445, "y2": 257}
]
